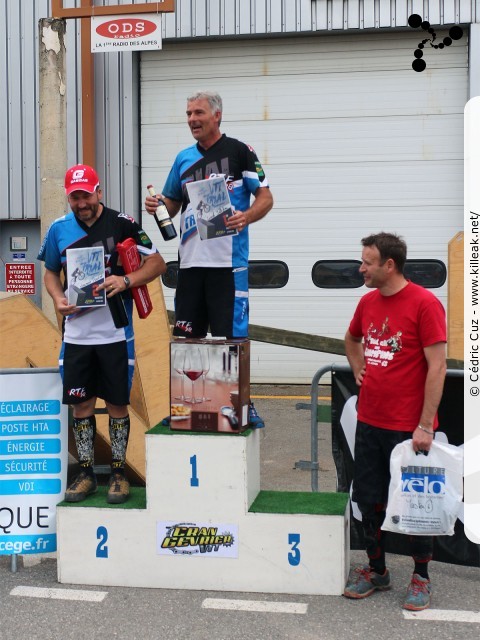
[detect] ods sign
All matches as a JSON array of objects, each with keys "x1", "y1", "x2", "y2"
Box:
[{"x1": 91, "y1": 14, "x2": 162, "y2": 52}]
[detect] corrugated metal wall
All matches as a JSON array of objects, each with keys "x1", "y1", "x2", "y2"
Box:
[
  {"x1": 163, "y1": 0, "x2": 479, "y2": 36},
  {"x1": 1, "y1": 0, "x2": 478, "y2": 220},
  {"x1": 0, "y1": 0, "x2": 141, "y2": 220},
  {"x1": 0, "y1": 0, "x2": 81, "y2": 220},
  {"x1": 1, "y1": 0, "x2": 49, "y2": 220}
]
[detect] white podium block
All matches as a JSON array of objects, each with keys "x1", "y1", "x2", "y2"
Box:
[
  {"x1": 57, "y1": 504, "x2": 152, "y2": 586},
  {"x1": 146, "y1": 428, "x2": 260, "y2": 519},
  {"x1": 56, "y1": 427, "x2": 350, "y2": 595}
]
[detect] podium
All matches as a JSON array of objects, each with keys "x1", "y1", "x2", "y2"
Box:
[{"x1": 57, "y1": 426, "x2": 350, "y2": 595}]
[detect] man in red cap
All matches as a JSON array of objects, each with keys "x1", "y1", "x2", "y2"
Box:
[{"x1": 38, "y1": 164, "x2": 165, "y2": 504}]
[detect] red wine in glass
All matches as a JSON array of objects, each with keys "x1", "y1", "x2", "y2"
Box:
[
  {"x1": 184, "y1": 348, "x2": 203, "y2": 403},
  {"x1": 185, "y1": 370, "x2": 202, "y2": 381}
]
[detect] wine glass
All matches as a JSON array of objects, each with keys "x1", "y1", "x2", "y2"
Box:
[
  {"x1": 222, "y1": 348, "x2": 231, "y2": 382},
  {"x1": 173, "y1": 347, "x2": 187, "y2": 402},
  {"x1": 229, "y1": 346, "x2": 238, "y2": 382},
  {"x1": 200, "y1": 347, "x2": 211, "y2": 402},
  {"x1": 222, "y1": 346, "x2": 238, "y2": 383},
  {"x1": 183, "y1": 347, "x2": 203, "y2": 404}
]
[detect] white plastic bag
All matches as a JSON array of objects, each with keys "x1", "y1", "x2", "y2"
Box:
[{"x1": 382, "y1": 439, "x2": 463, "y2": 536}]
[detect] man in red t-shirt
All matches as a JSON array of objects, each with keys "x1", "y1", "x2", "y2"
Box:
[{"x1": 343, "y1": 232, "x2": 447, "y2": 611}]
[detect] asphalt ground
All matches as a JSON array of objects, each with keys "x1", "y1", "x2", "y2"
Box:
[{"x1": 250, "y1": 384, "x2": 336, "y2": 493}]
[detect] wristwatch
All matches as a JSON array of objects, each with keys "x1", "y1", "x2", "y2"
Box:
[{"x1": 123, "y1": 276, "x2": 131, "y2": 289}]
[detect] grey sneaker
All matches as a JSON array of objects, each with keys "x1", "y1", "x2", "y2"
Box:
[
  {"x1": 107, "y1": 472, "x2": 130, "y2": 504},
  {"x1": 65, "y1": 471, "x2": 97, "y2": 503},
  {"x1": 403, "y1": 573, "x2": 431, "y2": 611},
  {"x1": 344, "y1": 565, "x2": 391, "y2": 599}
]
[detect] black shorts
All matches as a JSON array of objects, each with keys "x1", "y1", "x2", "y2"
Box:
[
  {"x1": 352, "y1": 421, "x2": 413, "y2": 505},
  {"x1": 173, "y1": 267, "x2": 249, "y2": 338},
  {"x1": 60, "y1": 341, "x2": 134, "y2": 406}
]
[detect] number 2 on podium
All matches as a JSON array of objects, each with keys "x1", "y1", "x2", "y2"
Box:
[
  {"x1": 96, "y1": 526, "x2": 109, "y2": 558},
  {"x1": 190, "y1": 454, "x2": 199, "y2": 487}
]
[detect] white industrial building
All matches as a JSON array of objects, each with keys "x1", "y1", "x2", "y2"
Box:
[{"x1": 1, "y1": 0, "x2": 476, "y2": 381}]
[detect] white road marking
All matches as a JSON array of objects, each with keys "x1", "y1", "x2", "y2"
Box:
[
  {"x1": 403, "y1": 609, "x2": 480, "y2": 623},
  {"x1": 10, "y1": 586, "x2": 107, "y2": 602},
  {"x1": 202, "y1": 598, "x2": 308, "y2": 614}
]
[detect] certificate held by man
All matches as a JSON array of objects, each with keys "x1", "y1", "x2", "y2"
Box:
[
  {"x1": 186, "y1": 175, "x2": 238, "y2": 241},
  {"x1": 66, "y1": 246, "x2": 106, "y2": 307}
]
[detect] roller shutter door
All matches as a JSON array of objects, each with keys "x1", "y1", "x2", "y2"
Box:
[{"x1": 140, "y1": 30, "x2": 467, "y2": 383}]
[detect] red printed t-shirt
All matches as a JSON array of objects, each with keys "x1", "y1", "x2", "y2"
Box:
[{"x1": 348, "y1": 281, "x2": 446, "y2": 431}]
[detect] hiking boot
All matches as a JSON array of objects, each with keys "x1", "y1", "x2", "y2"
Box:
[
  {"x1": 107, "y1": 473, "x2": 130, "y2": 504},
  {"x1": 64, "y1": 471, "x2": 97, "y2": 503},
  {"x1": 343, "y1": 565, "x2": 391, "y2": 599},
  {"x1": 248, "y1": 401, "x2": 265, "y2": 429},
  {"x1": 403, "y1": 573, "x2": 431, "y2": 611}
]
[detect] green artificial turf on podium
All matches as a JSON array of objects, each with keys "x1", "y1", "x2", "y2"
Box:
[
  {"x1": 57, "y1": 487, "x2": 348, "y2": 515},
  {"x1": 59, "y1": 425, "x2": 349, "y2": 515},
  {"x1": 249, "y1": 490, "x2": 349, "y2": 516},
  {"x1": 147, "y1": 423, "x2": 252, "y2": 437}
]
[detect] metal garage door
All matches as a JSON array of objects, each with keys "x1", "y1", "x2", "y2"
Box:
[{"x1": 140, "y1": 30, "x2": 467, "y2": 383}]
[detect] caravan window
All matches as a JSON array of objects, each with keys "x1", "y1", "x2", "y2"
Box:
[
  {"x1": 161, "y1": 260, "x2": 289, "y2": 289},
  {"x1": 312, "y1": 261, "x2": 363, "y2": 288},
  {"x1": 312, "y1": 259, "x2": 446, "y2": 289}
]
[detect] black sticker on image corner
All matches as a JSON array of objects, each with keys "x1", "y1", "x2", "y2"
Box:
[{"x1": 408, "y1": 14, "x2": 463, "y2": 72}]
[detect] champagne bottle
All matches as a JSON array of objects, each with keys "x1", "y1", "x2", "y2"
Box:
[
  {"x1": 107, "y1": 292, "x2": 129, "y2": 328},
  {"x1": 147, "y1": 185, "x2": 178, "y2": 241}
]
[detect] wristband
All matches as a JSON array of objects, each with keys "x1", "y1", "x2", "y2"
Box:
[{"x1": 417, "y1": 424, "x2": 434, "y2": 435}]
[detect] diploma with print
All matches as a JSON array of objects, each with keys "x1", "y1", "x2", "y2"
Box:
[
  {"x1": 186, "y1": 175, "x2": 238, "y2": 240},
  {"x1": 66, "y1": 246, "x2": 106, "y2": 307}
]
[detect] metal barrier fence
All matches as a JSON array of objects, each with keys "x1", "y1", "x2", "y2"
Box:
[{"x1": 295, "y1": 364, "x2": 464, "y2": 493}]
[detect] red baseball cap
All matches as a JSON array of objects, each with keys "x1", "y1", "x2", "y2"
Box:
[{"x1": 64, "y1": 164, "x2": 100, "y2": 195}]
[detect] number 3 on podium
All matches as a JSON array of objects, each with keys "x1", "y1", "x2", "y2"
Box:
[{"x1": 288, "y1": 533, "x2": 301, "y2": 566}]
